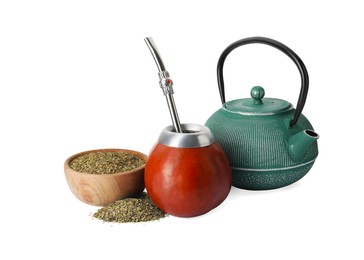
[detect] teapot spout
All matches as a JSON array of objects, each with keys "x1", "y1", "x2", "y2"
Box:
[{"x1": 288, "y1": 130, "x2": 319, "y2": 162}]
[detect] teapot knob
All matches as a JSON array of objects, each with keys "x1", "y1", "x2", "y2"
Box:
[{"x1": 250, "y1": 86, "x2": 265, "y2": 104}]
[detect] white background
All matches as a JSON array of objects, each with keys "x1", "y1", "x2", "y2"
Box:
[{"x1": 1, "y1": 0, "x2": 363, "y2": 259}]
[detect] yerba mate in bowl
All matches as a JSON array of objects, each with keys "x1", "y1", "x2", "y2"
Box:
[{"x1": 64, "y1": 148, "x2": 147, "y2": 206}]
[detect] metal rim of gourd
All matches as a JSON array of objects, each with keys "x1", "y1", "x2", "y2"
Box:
[{"x1": 158, "y1": 123, "x2": 215, "y2": 148}]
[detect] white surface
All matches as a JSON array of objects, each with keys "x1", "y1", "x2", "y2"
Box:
[{"x1": 1, "y1": 1, "x2": 363, "y2": 259}]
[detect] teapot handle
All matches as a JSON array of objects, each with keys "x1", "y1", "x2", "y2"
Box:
[{"x1": 217, "y1": 36, "x2": 309, "y2": 127}]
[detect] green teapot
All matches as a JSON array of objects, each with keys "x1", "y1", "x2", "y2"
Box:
[{"x1": 205, "y1": 37, "x2": 319, "y2": 190}]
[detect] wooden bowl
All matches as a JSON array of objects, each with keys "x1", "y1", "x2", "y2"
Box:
[{"x1": 64, "y1": 148, "x2": 147, "y2": 206}]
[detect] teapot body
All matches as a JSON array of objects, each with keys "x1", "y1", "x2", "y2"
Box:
[
  {"x1": 206, "y1": 106, "x2": 318, "y2": 190},
  {"x1": 206, "y1": 36, "x2": 320, "y2": 190}
]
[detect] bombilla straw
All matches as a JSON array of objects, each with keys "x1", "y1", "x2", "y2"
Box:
[
  {"x1": 144, "y1": 37, "x2": 183, "y2": 133},
  {"x1": 144, "y1": 37, "x2": 166, "y2": 72}
]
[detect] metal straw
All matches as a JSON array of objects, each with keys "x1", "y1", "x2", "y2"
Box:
[{"x1": 144, "y1": 37, "x2": 182, "y2": 133}]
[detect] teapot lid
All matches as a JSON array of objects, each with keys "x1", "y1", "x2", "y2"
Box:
[{"x1": 224, "y1": 86, "x2": 292, "y2": 115}]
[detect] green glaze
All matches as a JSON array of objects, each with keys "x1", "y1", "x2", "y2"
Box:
[
  {"x1": 225, "y1": 86, "x2": 292, "y2": 115},
  {"x1": 205, "y1": 86, "x2": 319, "y2": 190}
]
